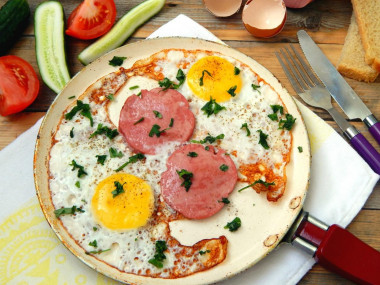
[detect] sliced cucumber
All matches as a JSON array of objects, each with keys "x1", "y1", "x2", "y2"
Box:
[
  {"x1": 0, "y1": 0, "x2": 30, "y2": 55},
  {"x1": 35, "y1": 1, "x2": 70, "y2": 94},
  {"x1": 78, "y1": 0, "x2": 165, "y2": 65}
]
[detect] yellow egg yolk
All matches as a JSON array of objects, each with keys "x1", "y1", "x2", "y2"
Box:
[
  {"x1": 187, "y1": 56, "x2": 242, "y2": 102},
  {"x1": 92, "y1": 173, "x2": 154, "y2": 230}
]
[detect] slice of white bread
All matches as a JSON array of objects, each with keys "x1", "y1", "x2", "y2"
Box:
[
  {"x1": 337, "y1": 14, "x2": 379, "y2": 83},
  {"x1": 351, "y1": 0, "x2": 380, "y2": 72}
]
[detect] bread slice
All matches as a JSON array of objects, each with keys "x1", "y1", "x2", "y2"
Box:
[
  {"x1": 351, "y1": 0, "x2": 380, "y2": 72},
  {"x1": 337, "y1": 14, "x2": 378, "y2": 82}
]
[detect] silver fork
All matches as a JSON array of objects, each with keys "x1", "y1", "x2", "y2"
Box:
[{"x1": 276, "y1": 45, "x2": 380, "y2": 174}]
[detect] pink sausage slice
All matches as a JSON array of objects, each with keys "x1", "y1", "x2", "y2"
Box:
[
  {"x1": 160, "y1": 144, "x2": 238, "y2": 219},
  {"x1": 119, "y1": 88, "x2": 195, "y2": 154}
]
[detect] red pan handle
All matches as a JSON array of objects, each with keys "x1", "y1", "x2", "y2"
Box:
[{"x1": 293, "y1": 212, "x2": 380, "y2": 284}]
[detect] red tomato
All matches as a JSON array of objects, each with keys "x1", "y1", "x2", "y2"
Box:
[
  {"x1": 66, "y1": 0, "x2": 117, "y2": 40},
  {"x1": 0, "y1": 56, "x2": 40, "y2": 116}
]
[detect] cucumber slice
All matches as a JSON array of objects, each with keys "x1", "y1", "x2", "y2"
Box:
[
  {"x1": 78, "y1": 0, "x2": 165, "y2": 65},
  {"x1": 35, "y1": 1, "x2": 70, "y2": 94}
]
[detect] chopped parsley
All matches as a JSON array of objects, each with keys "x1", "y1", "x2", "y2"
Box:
[
  {"x1": 111, "y1": 181, "x2": 125, "y2": 197},
  {"x1": 90, "y1": 124, "x2": 119, "y2": 139},
  {"x1": 89, "y1": 240, "x2": 97, "y2": 248},
  {"x1": 191, "y1": 133, "x2": 225, "y2": 144},
  {"x1": 96, "y1": 155, "x2": 107, "y2": 165},
  {"x1": 298, "y1": 146, "x2": 303, "y2": 153},
  {"x1": 54, "y1": 206, "x2": 84, "y2": 218},
  {"x1": 93, "y1": 227, "x2": 98, "y2": 231},
  {"x1": 65, "y1": 100, "x2": 93, "y2": 126},
  {"x1": 251, "y1": 83, "x2": 261, "y2": 93},
  {"x1": 69, "y1": 160, "x2": 87, "y2": 178},
  {"x1": 201, "y1": 97, "x2": 226, "y2": 117},
  {"x1": 149, "y1": 124, "x2": 170, "y2": 138},
  {"x1": 176, "y1": 169, "x2": 193, "y2": 192},
  {"x1": 227, "y1": 85, "x2": 237, "y2": 97},
  {"x1": 200, "y1": 70, "x2": 212, "y2": 86},
  {"x1": 220, "y1": 164, "x2": 229, "y2": 171},
  {"x1": 234, "y1": 66, "x2": 240, "y2": 75},
  {"x1": 106, "y1": 94, "x2": 114, "y2": 100},
  {"x1": 68, "y1": 95, "x2": 75, "y2": 99},
  {"x1": 224, "y1": 217, "x2": 241, "y2": 232},
  {"x1": 129, "y1": 85, "x2": 139, "y2": 90},
  {"x1": 153, "y1": 110, "x2": 163, "y2": 118},
  {"x1": 241, "y1": 123, "x2": 251, "y2": 136},
  {"x1": 268, "y1": 113, "x2": 279, "y2": 121},
  {"x1": 137, "y1": 91, "x2": 142, "y2": 97},
  {"x1": 279, "y1": 114, "x2": 296, "y2": 131},
  {"x1": 109, "y1": 56, "x2": 127, "y2": 66},
  {"x1": 158, "y1": 69, "x2": 186, "y2": 90},
  {"x1": 218, "y1": 197, "x2": 230, "y2": 204},
  {"x1": 75, "y1": 181, "x2": 80, "y2": 188},
  {"x1": 268, "y1": 105, "x2": 284, "y2": 121},
  {"x1": 109, "y1": 147, "x2": 123, "y2": 158},
  {"x1": 70, "y1": 127, "x2": 74, "y2": 138},
  {"x1": 187, "y1": 152, "x2": 198, "y2": 157},
  {"x1": 205, "y1": 146, "x2": 210, "y2": 151},
  {"x1": 148, "y1": 240, "x2": 167, "y2": 268},
  {"x1": 238, "y1": 179, "x2": 275, "y2": 192},
  {"x1": 169, "y1": 118, "x2": 174, "y2": 127},
  {"x1": 115, "y1": 153, "x2": 145, "y2": 172},
  {"x1": 199, "y1": 250, "x2": 211, "y2": 255},
  {"x1": 134, "y1": 117, "x2": 144, "y2": 125},
  {"x1": 257, "y1": 130, "x2": 269, "y2": 149},
  {"x1": 86, "y1": 249, "x2": 110, "y2": 255}
]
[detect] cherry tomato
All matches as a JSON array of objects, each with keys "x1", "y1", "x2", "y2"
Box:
[
  {"x1": 0, "y1": 55, "x2": 40, "y2": 116},
  {"x1": 66, "y1": 0, "x2": 117, "y2": 40}
]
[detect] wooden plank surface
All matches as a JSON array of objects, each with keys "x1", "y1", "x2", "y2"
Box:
[{"x1": 0, "y1": 0, "x2": 379, "y2": 283}]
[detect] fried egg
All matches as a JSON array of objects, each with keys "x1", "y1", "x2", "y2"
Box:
[{"x1": 48, "y1": 48, "x2": 294, "y2": 280}]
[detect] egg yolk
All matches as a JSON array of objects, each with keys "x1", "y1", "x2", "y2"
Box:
[
  {"x1": 92, "y1": 173, "x2": 154, "y2": 230},
  {"x1": 187, "y1": 56, "x2": 242, "y2": 102}
]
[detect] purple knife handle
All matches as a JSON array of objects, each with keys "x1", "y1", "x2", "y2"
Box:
[
  {"x1": 350, "y1": 133, "x2": 380, "y2": 175},
  {"x1": 364, "y1": 115, "x2": 380, "y2": 146},
  {"x1": 369, "y1": 122, "x2": 380, "y2": 146}
]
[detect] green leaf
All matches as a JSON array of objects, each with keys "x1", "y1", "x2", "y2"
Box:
[
  {"x1": 129, "y1": 85, "x2": 139, "y2": 90},
  {"x1": 90, "y1": 123, "x2": 119, "y2": 139},
  {"x1": 238, "y1": 179, "x2": 275, "y2": 192},
  {"x1": 109, "y1": 56, "x2": 127, "y2": 66},
  {"x1": 70, "y1": 127, "x2": 74, "y2": 138},
  {"x1": 191, "y1": 133, "x2": 225, "y2": 144},
  {"x1": 96, "y1": 155, "x2": 107, "y2": 165},
  {"x1": 111, "y1": 181, "x2": 125, "y2": 197},
  {"x1": 176, "y1": 169, "x2": 193, "y2": 192},
  {"x1": 69, "y1": 160, "x2": 87, "y2": 178},
  {"x1": 89, "y1": 240, "x2": 98, "y2": 248},
  {"x1": 251, "y1": 83, "x2": 261, "y2": 93},
  {"x1": 115, "y1": 153, "x2": 145, "y2": 172},
  {"x1": 219, "y1": 164, "x2": 229, "y2": 172},
  {"x1": 148, "y1": 240, "x2": 167, "y2": 268},
  {"x1": 54, "y1": 205, "x2": 84, "y2": 218},
  {"x1": 109, "y1": 147, "x2": 123, "y2": 158},
  {"x1": 298, "y1": 146, "x2": 303, "y2": 153},
  {"x1": 224, "y1": 217, "x2": 241, "y2": 232},
  {"x1": 201, "y1": 97, "x2": 226, "y2": 117},
  {"x1": 218, "y1": 197, "x2": 230, "y2": 204},
  {"x1": 241, "y1": 123, "x2": 251, "y2": 136},
  {"x1": 279, "y1": 114, "x2": 296, "y2": 131},
  {"x1": 234, "y1": 66, "x2": 240, "y2": 75},
  {"x1": 187, "y1": 152, "x2": 198, "y2": 157},
  {"x1": 257, "y1": 130, "x2": 269, "y2": 149},
  {"x1": 153, "y1": 110, "x2": 163, "y2": 118},
  {"x1": 65, "y1": 100, "x2": 93, "y2": 126},
  {"x1": 134, "y1": 117, "x2": 144, "y2": 125},
  {"x1": 227, "y1": 85, "x2": 237, "y2": 97},
  {"x1": 199, "y1": 70, "x2": 212, "y2": 86}
]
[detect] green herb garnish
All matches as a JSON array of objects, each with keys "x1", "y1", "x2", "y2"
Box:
[
  {"x1": 227, "y1": 85, "x2": 237, "y2": 97},
  {"x1": 149, "y1": 124, "x2": 169, "y2": 138},
  {"x1": 268, "y1": 113, "x2": 279, "y2": 121},
  {"x1": 169, "y1": 118, "x2": 174, "y2": 127},
  {"x1": 238, "y1": 179, "x2": 275, "y2": 192},
  {"x1": 134, "y1": 117, "x2": 144, "y2": 125},
  {"x1": 86, "y1": 249, "x2": 110, "y2": 255},
  {"x1": 251, "y1": 83, "x2": 261, "y2": 93},
  {"x1": 201, "y1": 97, "x2": 226, "y2": 117},
  {"x1": 187, "y1": 152, "x2": 198, "y2": 157},
  {"x1": 90, "y1": 123, "x2": 119, "y2": 139},
  {"x1": 200, "y1": 70, "x2": 212, "y2": 86},
  {"x1": 191, "y1": 133, "x2": 225, "y2": 144},
  {"x1": 65, "y1": 100, "x2": 93, "y2": 126},
  {"x1": 241, "y1": 123, "x2": 251, "y2": 136},
  {"x1": 298, "y1": 146, "x2": 303, "y2": 153},
  {"x1": 234, "y1": 66, "x2": 240, "y2": 75},
  {"x1": 257, "y1": 130, "x2": 269, "y2": 149},
  {"x1": 158, "y1": 69, "x2": 186, "y2": 90},
  {"x1": 218, "y1": 197, "x2": 230, "y2": 204},
  {"x1": 109, "y1": 147, "x2": 123, "y2": 158},
  {"x1": 106, "y1": 94, "x2": 114, "y2": 100},
  {"x1": 69, "y1": 160, "x2": 87, "y2": 178},
  {"x1": 93, "y1": 227, "x2": 98, "y2": 231},
  {"x1": 153, "y1": 110, "x2": 163, "y2": 118},
  {"x1": 129, "y1": 85, "x2": 139, "y2": 90},
  {"x1": 75, "y1": 181, "x2": 80, "y2": 188},
  {"x1": 224, "y1": 217, "x2": 241, "y2": 232},
  {"x1": 68, "y1": 96, "x2": 75, "y2": 99},
  {"x1": 70, "y1": 127, "x2": 74, "y2": 138},
  {"x1": 111, "y1": 181, "x2": 125, "y2": 197},
  {"x1": 177, "y1": 169, "x2": 193, "y2": 192},
  {"x1": 89, "y1": 240, "x2": 97, "y2": 248},
  {"x1": 109, "y1": 56, "x2": 126, "y2": 66},
  {"x1": 148, "y1": 240, "x2": 167, "y2": 268},
  {"x1": 115, "y1": 153, "x2": 145, "y2": 172},
  {"x1": 96, "y1": 155, "x2": 107, "y2": 165},
  {"x1": 220, "y1": 164, "x2": 229, "y2": 172},
  {"x1": 279, "y1": 114, "x2": 296, "y2": 131},
  {"x1": 199, "y1": 250, "x2": 211, "y2": 255},
  {"x1": 54, "y1": 206, "x2": 84, "y2": 218},
  {"x1": 271, "y1": 104, "x2": 284, "y2": 115}
]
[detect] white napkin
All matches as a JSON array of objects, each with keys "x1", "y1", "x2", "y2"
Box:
[{"x1": 0, "y1": 14, "x2": 378, "y2": 285}]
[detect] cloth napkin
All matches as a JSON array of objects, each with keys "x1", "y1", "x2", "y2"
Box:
[{"x1": 0, "y1": 14, "x2": 378, "y2": 285}]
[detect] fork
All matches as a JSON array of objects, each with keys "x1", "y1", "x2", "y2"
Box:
[{"x1": 276, "y1": 45, "x2": 380, "y2": 175}]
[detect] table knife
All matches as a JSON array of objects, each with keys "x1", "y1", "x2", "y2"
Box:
[{"x1": 297, "y1": 30, "x2": 380, "y2": 146}]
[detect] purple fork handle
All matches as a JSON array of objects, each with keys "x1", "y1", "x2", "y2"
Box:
[
  {"x1": 350, "y1": 133, "x2": 380, "y2": 175},
  {"x1": 369, "y1": 121, "x2": 380, "y2": 146}
]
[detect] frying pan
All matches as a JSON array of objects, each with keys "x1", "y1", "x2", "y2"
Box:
[{"x1": 34, "y1": 37, "x2": 379, "y2": 284}]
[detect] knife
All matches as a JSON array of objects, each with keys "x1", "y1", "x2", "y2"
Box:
[{"x1": 297, "y1": 30, "x2": 380, "y2": 146}]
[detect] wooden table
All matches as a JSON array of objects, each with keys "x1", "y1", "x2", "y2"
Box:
[{"x1": 1, "y1": 0, "x2": 379, "y2": 283}]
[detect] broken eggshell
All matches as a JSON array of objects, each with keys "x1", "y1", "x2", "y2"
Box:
[
  {"x1": 242, "y1": 0, "x2": 287, "y2": 38},
  {"x1": 203, "y1": 0, "x2": 243, "y2": 17}
]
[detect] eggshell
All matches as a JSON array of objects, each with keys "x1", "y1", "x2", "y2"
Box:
[
  {"x1": 203, "y1": 0, "x2": 242, "y2": 17},
  {"x1": 283, "y1": 0, "x2": 314, "y2": 8},
  {"x1": 242, "y1": 0, "x2": 287, "y2": 38}
]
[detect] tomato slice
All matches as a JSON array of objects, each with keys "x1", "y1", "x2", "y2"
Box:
[
  {"x1": 66, "y1": 0, "x2": 117, "y2": 40},
  {"x1": 0, "y1": 56, "x2": 40, "y2": 116}
]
